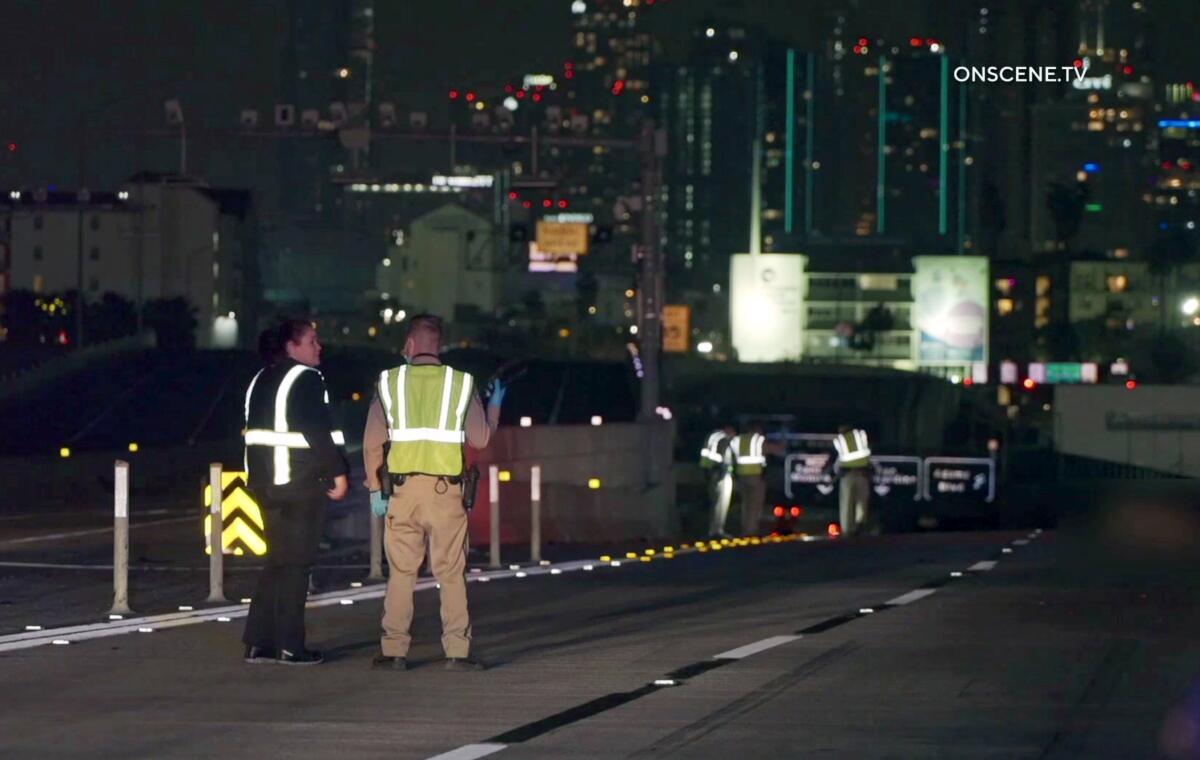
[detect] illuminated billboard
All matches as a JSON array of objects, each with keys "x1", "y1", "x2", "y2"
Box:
[
  {"x1": 535, "y1": 221, "x2": 590, "y2": 255},
  {"x1": 912, "y1": 256, "x2": 989, "y2": 366},
  {"x1": 730, "y1": 254, "x2": 805, "y2": 363},
  {"x1": 528, "y1": 242, "x2": 578, "y2": 273},
  {"x1": 662, "y1": 305, "x2": 690, "y2": 353}
]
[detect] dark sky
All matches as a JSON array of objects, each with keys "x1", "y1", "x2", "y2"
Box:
[{"x1": 2, "y1": 0, "x2": 1199, "y2": 189}]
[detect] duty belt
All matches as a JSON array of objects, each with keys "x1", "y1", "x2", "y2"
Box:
[{"x1": 390, "y1": 472, "x2": 464, "y2": 486}]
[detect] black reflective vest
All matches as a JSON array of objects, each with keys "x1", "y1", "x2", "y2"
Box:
[{"x1": 243, "y1": 361, "x2": 348, "y2": 489}]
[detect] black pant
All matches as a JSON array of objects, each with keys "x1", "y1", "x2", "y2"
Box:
[{"x1": 242, "y1": 486, "x2": 327, "y2": 653}]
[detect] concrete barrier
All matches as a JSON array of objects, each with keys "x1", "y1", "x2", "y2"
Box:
[
  {"x1": 0, "y1": 420, "x2": 679, "y2": 549},
  {"x1": 467, "y1": 420, "x2": 678, "y2": 547},
  {"x1": 1055, "y1": 385, "x2": 1200, "y2": 477}
]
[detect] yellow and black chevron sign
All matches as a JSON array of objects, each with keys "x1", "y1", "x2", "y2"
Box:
[{"x1": 202, "y1": 472, "x2": 267, "y2": 557}]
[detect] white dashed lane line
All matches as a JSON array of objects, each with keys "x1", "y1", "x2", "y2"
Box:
[
  {"x1": 714, "y1": 635, "x2": 803, "y2": 660},
  {"x1": 426, "y1": 744, "x2": 508, "y2": 760},
  {"x1": 887, "y1": 588, "x2": 939, "y2": 605}
]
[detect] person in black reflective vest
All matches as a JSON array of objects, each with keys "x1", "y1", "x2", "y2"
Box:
[{"x1": 241, "y1": 318, "x2": 348, "y2": 666}]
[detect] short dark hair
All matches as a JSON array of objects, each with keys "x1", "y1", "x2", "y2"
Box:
[
  {"x1": 258, "y1": 317, "x2": 313, "y2": 364},
  {"x1": 405, "y1": 313, "x2": 443, "y2": 344}
]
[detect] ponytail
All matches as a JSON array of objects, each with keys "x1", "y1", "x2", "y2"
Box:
[{"x1": 258, "y1": 318, "x2": 313, "y2": 364}]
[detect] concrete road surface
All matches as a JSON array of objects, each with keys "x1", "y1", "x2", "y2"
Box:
[{"x1": 1, "y1": 527, "x2": 1198, "y2": 759}]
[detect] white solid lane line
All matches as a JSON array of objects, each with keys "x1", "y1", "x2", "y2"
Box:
[
  {"x1": 714, "y1": 635, "x2": 802, "y2": 660},
  {"x1": 969, "y1": 560, "x2": 997, "y2": 571},
  {"x1": 0, "y1": 516, "x2": 195, "y2": 548},
  {"x1": 0, "y1": 559, "x2": 608, "y2": 653},
  {"x1": 887, "y1": 588, "x2": 937, "y2": 605},
  {"x1": 426, "y1": 744, "x2": 508, "y2": 760}
]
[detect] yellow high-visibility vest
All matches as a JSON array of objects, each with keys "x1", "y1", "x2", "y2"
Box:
[
  {"x1": 378, "y1": 364, "x2": 473, "y2": 477},
  {"x1": 833, "y1": 429, "x2": 871, "y2": 469},
  {"x1": 733, "y1": 433, "x2": 766, "y2": 476}
]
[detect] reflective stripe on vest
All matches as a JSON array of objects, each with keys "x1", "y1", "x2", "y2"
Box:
[
  {"x1": 700, "y1": 430, "x2": 727, "y2": 466},
  {"x1": 833, "y1": 429, "x2": 871, "y2": 467},
  {"x1": 245, "y1": 430, "x2": 347, "y2": 447},
  {"x1": 379, "y1": 364, "x2": 473, "y2": 476},
  {"x1": 734, "y1": 433, "x2": 766, "y2": 475},
  {"x1": 243, "y1": 365, "x2": 345, "y2": 485},
  {"x1": 243, "y1": 368, "x2": 264, "y2": 474}
]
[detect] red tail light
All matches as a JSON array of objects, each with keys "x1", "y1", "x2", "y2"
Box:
[
  {"x1": 790, "y1": 506, "x2": 801, "y2": 517},
  {"x1": 772, "y1": 506, "x2": 785, "y2": 518},
  {"x1": 828, "y1": 523, "x2": 841, "y2": 537}
]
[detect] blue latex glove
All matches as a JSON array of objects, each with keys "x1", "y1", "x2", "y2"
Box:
[
  {"x1": 370, "y1": 491, "x2": 388, "y2": 517},
  {"x1": 488, "y1": 378, "x2": 507, "y2": 408}
]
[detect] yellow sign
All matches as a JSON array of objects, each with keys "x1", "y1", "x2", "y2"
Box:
[
  {"x1": 535, "y1": 221, "x2": 589, "y2": 255},
  {"x1": 202, "y1": 472, "x2": 268, "y2": 557},
  {"x1": 663, "y1": 305, "x2": 690, "y2": 353}
]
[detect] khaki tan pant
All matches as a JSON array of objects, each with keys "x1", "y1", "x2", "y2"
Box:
[
  {"x1": 739, "y1": 475, "x2": 767, "y2": 536},
  {"x1": 839, "y1": 468, "x2": 871, "y2": 536},
  {"x1": 381, "y1": 475, "x2": 471, "y2": 658}
]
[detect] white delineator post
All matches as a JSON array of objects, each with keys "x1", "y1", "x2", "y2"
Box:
[
  {"x1": 530, "y1": 465, "x2": 542, "y2": 563},
  {"x1": 489, "y1": 464, "x2": 500, "y2": 569},
  {"x1": 206, "y1": 463, "x2": 227, "y2": 603},
  {"x1": 369, "y1": 509, "x2": 384, "y2": 580},
  {"x1": 110, "y1": 460, "x2": 132, "y2": 615}
]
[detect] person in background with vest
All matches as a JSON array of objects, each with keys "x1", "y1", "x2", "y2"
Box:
[
  {"x1": 363, "y1": 314, "x2": 502, "y2": 672},
  {"x1": 702, "y1": 425, "x2": 736, "y2": 538},
  {"x1": 731, "y1": 423, "x2": 783, "y2": 536},
  {"x1": 242, "y1": 318, "x2": 349, "y2": 666},
  {"x1": 832, "y1": 425, "x2": 873, "y2": 536}
]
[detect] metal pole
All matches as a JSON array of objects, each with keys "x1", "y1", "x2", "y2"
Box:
[
  {"x1": 206, "y1": 463, "x2": 226, "y2": 602},
  {"x1": 110, "y1": 460, "x2": 131, "y2": 615},
  {"x1": 489, "y1": 464, "x2": 500, "y2": 569},
  {"x1": 368, "y1": 511, "x2": 384, "y2": 580},
  {"x1": 76, "y1": 118, "x2": 87, "y2": 348},
  {"x1": 531, "y1": 127, "x2": 539, "y2": 177},
  {"x1": 530, "y1": 465, "x2": 542, "y2": 563},
  {"x1": 637, "y1": 121, "x2": 664, "y2": 421}
]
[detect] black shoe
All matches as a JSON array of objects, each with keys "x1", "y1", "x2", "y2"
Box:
[
  {"x1": 243, "y1": 645, "x2": 276, "y2": 664},
  {"x1": 444, "y1": 657, "x2": 485, "y2": 672},
  {"x1": 371, "y1": 654, "x2": 408, "y2": 670},
  {"x1": 277, "y1": 648, "x2": 324, "y2": 666}
]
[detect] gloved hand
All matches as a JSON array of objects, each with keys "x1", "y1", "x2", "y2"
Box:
[
  {"x1": 370, "y1": 491, "x2": 388, "y2": 518},
  {"x1": 487, "y1": 378, "x2": 507, "y2": 408}
]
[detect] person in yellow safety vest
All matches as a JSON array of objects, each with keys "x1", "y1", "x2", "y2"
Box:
[
  {"x1": 832, "y1": 425, "x2": 873, "y2": 536},
  {"x1": 242, "y1": 318, "x2": 349, "y2": 667},
  {"x1": 362, "y1": 313, "x2": 502, "y2": 672},
  {"x1": 731, "y1": 423, "x2": 784, "y2": 536},
  {"x1": 704, "y1": 425, "x2": 736, "y2": 538}
]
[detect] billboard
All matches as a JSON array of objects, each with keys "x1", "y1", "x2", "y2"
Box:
[
  {"x1": 662, "y1": 305, "x2": 690, "y2": 353},
  {"x1": 730, "y1": 254, "x2": 805, "y2": 363},
  {"x1": 535, "y1": 221, "x2": 589, "y2": 255},
  {"x1": 528, "y1": 241, "x2": 578, "y2": 273},
  {"x1": 912, "y1": 256, "x2": 989, "y2": 365}
]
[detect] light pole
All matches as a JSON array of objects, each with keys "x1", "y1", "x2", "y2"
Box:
[{"x1": 164, "y1": 99, "x2": 186, "y2": 175}]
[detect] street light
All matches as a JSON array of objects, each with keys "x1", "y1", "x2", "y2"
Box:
[
  {"x1": 163, "y1": 99, "x2": 186, "y2": 174},
  {"x1": 1182, "y1": 296, "x2": 1199, "y2": 316}
]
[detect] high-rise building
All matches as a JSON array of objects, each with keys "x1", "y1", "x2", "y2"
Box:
[
  {"x1": 566, "y1": 0, "x2": 656, "y2": 137},
  {"x1": 657, "y1": 18, "x2": 977, "y2": 350},
  {"x1": 1027, "y1": 0, "x2": 1153, "y2": 258}
]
